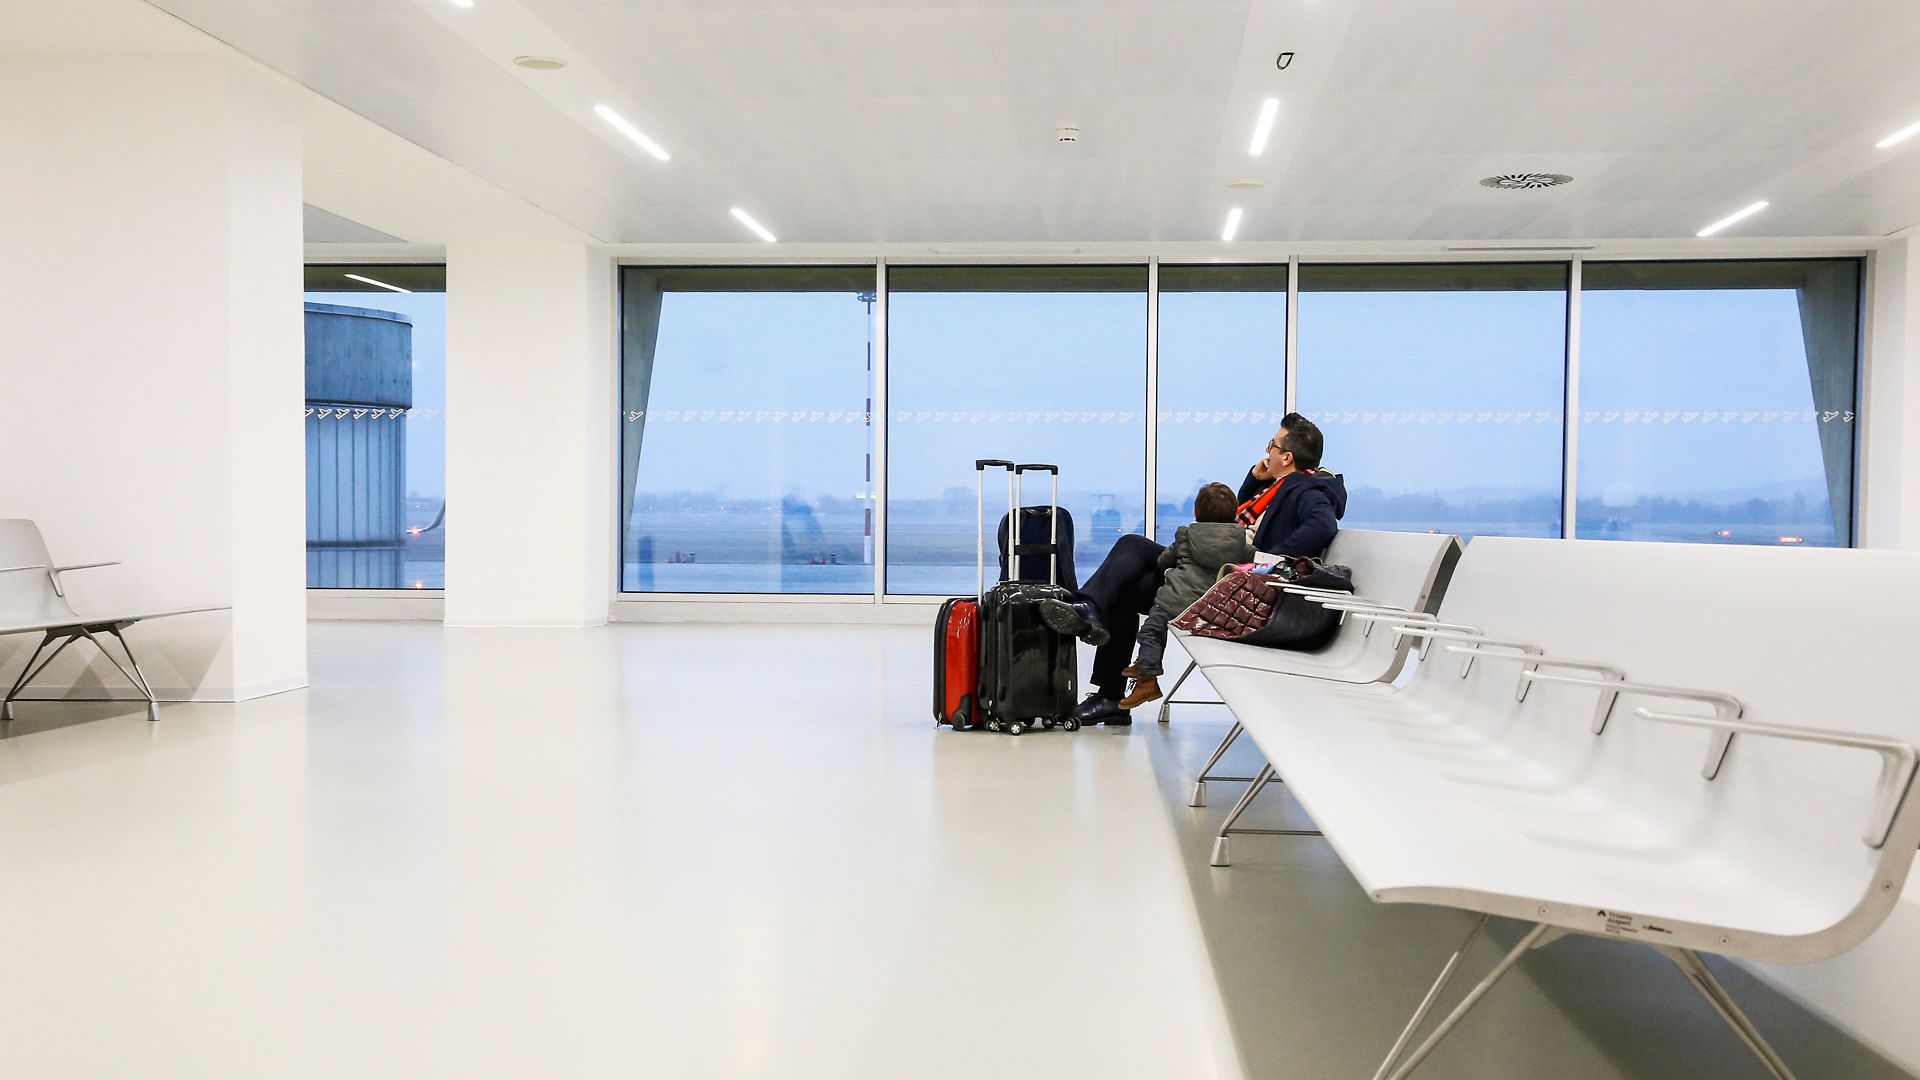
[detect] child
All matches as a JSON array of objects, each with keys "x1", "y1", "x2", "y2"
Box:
[{"x1": 1119, "y1": 483, "x2": 1254, "y2": 708}]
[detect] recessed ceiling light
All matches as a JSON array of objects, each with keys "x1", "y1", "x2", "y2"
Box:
[
  {"x1": 593, "y1": 104, "x2": 670, "y2": 161},
  {"x1": 1221, "y1": 207, "x2": 1243, "y2": 242},
  {"x1": 344, "y1": 273, "x2": 411, "y2": 294},
  {"x1": 1248, "y1": 98, "x2": 1280, "y2": 156},
  {"x1": 1227, "y1": 178, "x2": 1263, "y2": 189},
  {"x1": 514, "y1": 55, "x2": 567, "y2": 70},
  {"x1": 1696, "y1": 200, "x2": 1768, "y2": 237},
  {"x1": 731, "y1": 208, "x2": 777, "y2": 243},
  {"x1": 1876, "y1": 119, "x2": 1920, "y2": 149}
]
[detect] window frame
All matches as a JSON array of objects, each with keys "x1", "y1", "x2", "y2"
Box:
[
  {"x1": 302, "y1": 260, "x2": 450, "y2": 598},
  {"x1": 609, "y1": 249, "x2": 1872, "y2": 606}
]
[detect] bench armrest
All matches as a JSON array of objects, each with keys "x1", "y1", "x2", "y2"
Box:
[
  {"x1": 1632, "y1": 707, "x2": 1918, "y2": 849},
  {"x1": 44, "y1": 561, "x2": 121, "y2": 598},
  {"x1": 1374, "y1": 618, "x2": 1489, "y2": 653},
  {"x1": 1275, "y1": 584, "x2": 1387, "y2": 603},
  {"x1": 1521, "y1": 670, "x2": 1744, "y2": 776},
  {"x1": 1520, "y1": 669, "x2": 1914, "y2": 849},
  {"x1": 1443, "y1": 646, "x2": 1626, "y2": 706},
  {"x1": 1381, "y1": 622, "x2": 1499, "y2": 660}
]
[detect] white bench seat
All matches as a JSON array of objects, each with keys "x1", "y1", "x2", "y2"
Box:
[
  {"x1": 1180, "y1": 536, "x2": 1920, "y2": 1079},
  {"x1": 1205, "y1": 665, "x2": 1865, "y2": 945}
]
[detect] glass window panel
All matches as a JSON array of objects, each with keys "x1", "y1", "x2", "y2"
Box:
[
  {"x1": 304, "y1": 264, "x2": 447, "y2": 589},
  {"x1": 1295, "y1": 262, "x2": 1567, "y2": 539},
  {"x1": 619, "y1": 266, "x2": 878, "y2": 594},
  {"x1": 1576, "y1": 259, "x2": 1860, "y2": 546},
  {"x1": 885, "y1": 265, "x2": 1148, "y2": 596},
  {"x1": 1154, "y1": 265, "x2": 1288, "y2": 544}
]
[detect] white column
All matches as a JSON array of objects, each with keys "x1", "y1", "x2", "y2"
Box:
[
  {"x1": 0, "y1": 57, "x2": 306, "y2": 701},
  {"x1": 443, "y1": 240, "x2": 614, "y2": 627},
  {"x1": 1861, "y1": 238, "x2": 1920, "y2": 550}
]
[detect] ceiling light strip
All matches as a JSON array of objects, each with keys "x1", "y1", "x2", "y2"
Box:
[
  {"x1": 593, "y1": 104, "x2": 670, "y2": 161},
  {"x1": 731, "y1": 208, "x2": 777, "y2": 243},
  {"x1": 1877, "y1": 119, "x2": 1920, "y2": 149},
  {"x1": 1695, "y1": 201, "x2": 1769, "y2": 237},
  {"x1": 1221, "y1": 208, "x2": 1243, "y2": 242},
  {"x1": 343, "y1": 273, "x2": 412, "y2": 294},
  {"x1": 1248, "y1": 98, "x2": 1280, "y2": 156}
]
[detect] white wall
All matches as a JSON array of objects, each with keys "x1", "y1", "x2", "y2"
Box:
[
  {"x1": 0, "y1": 56, "x2": 306, "y2": 700},
  {"x1": 1739, "y1": 235, "x2": 1920, "y2": 1076},
  {"x1": 443, "y1": 239, "x2": 614, "y2": 627},
  {"x1": 1860, "y1": 238, "x2": 1920, "y2": 550}
]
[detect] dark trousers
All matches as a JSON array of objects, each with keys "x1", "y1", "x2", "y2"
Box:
[
  {"x1": 1133, "y1": 605, "x2": 1173, "y2": 677},
  {"x1": 1077, "y1": 533, "x2": 1166, "y2": 697}
]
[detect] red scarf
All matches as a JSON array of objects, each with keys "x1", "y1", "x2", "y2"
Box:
[{"x1": 1236, "y1": 473, "x2": 1288, "y2": 529}]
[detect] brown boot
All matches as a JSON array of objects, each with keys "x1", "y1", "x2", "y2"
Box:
[
  {"x1": 1118, "y1": 676, "x2": 1162, "y2": 710},
  {"x1": 1121, "y1": 664, "x2": 1141, "y2": 679}
]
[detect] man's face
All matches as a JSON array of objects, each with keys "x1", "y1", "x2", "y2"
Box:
[{"x1": 1265, "y1": 427, "x2": 1294, "y2": 476}]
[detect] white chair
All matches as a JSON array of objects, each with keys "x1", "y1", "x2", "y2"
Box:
[
  {"x1": 1187, "y1": 536, "x2": 1920, "y2": 1080},
  {"x1": 0, "y1": 520, "x2": 228, "y2": 722}
]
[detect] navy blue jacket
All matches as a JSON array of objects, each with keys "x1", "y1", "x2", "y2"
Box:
[{"x1": 1236, "y1": 467, "x2": 1348, "y2": 558}]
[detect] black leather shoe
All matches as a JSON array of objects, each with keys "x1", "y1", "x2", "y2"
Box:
[
  {"x1": 1070, "y1": 693, "x2": 1131, "y2": 726},
  {"x1": 1039, "y1": 599, "x2": 1111, "y2": 646}
]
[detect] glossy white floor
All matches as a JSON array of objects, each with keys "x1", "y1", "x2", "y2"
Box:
[
  {"x1": 1, "y1": 623, "x2": 1910, "y2": 1080},
  {"x1": 0, "y1": 623, "x2": 1238, "y2": 1079}
]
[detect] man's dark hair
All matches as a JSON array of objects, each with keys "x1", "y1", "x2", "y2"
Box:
[
  {"x1": 1281, "y1": 417, "x2": 1324, "y2": 472},
  {"x1": 1193, "y1": 482, "x2": 1239, "y2": 523}
]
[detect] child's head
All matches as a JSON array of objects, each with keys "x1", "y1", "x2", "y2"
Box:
[{"x1": 1193, "y1": 483, "x2": 1238, "y2": 523}]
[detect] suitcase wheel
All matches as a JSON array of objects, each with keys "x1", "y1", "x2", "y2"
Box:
[
  {"x1": 1060, "y1": 717, "x2": 1080, "y2": 733},
  {"x1": 1007, "y1": 721, "x2": 1026, "y2": 736}
]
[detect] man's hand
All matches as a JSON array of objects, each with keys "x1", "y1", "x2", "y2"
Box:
[{"x1": 1252, "y1": 458, "x2": 1273, "y2": 482}]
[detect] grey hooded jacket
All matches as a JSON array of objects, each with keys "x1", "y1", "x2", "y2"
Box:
[{"x1": 1155, "y1": 522, "x2": 1256, "y2": 615}]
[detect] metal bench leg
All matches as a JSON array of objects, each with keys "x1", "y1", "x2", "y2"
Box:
[
  {"x1": 1381, "y1": 922, "x2": 1550, "y2": 1080},
  {"x1": 1207, "y1": 762, "x2": 1321, "y2": 865},
  {"x1": 83, "y1": 628, "x2": 162, "y2": 722},
  {"x1": 1211, "y1": 762, "x2": 1275, "y2": 866},
  {"x1": 1157, "y1": 660, "x2": 1198, "y2": 723},
  {"x1": 3, "y1": 631, "x2": 76, "y2": 720},
  {"x1": 1659, "y1": 947, "x2": 1797, "y2": 1080},
  {"x1": 1372, "y1": 914, "x2": 1490, "y2": 1080},
  {"x1": 1190, "y1": 719, "x2": 1244, "y2": 807}
]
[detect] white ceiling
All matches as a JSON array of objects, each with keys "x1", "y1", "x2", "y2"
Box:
[{"x1": 45, "y1": 0, "x2": 1920, "y2": 242}]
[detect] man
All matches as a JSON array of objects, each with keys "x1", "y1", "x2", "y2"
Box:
[{"x1": 1039, "y1": 414, "x2": 1347, "y2": 726}]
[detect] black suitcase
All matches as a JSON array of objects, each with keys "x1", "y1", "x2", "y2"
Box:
[{"x1": 978, "y1": 463, "x2": 1079, "y2": 736}]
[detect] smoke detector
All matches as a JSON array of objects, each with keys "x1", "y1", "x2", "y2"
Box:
[
  {"x1": 513, "y1": 55, "x2": 568, "y2": 70},
  {"x1": 1479, "y1": 172, "x2": 1573, "y2": 190},
  {"x1": 1055, "y1": 124, "x2": 1080, "y2": 143}
]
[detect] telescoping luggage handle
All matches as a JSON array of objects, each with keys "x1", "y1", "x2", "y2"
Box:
[
  {"x1": 972, "y1": 460, "x2": 1062, "y2": 592},
  {"x1": 1014, "y1": 464, "x2": 1061, "y2": 588},
  {"x1": 974, "y1": 459, "x2": 1015, "y2": 598}
]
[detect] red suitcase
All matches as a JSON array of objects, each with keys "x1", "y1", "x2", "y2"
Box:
[
  {"x1": 932, "y1": 459, "x2": 1014, "y2": 731},
  {"x1": 933, "y1": 596, "x2": 981, "y2": 729}
]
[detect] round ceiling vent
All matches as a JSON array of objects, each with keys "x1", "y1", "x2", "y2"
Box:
[
  {"x1": 1479, "y1": 173, "x2": 1573, "y2": 190},
  {"x1": 513, "y1": 55, "x2": 568, "y2": 70}
]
